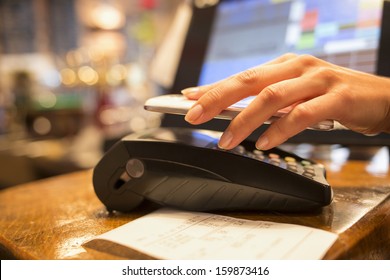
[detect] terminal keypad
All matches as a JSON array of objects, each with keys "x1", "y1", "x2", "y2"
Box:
[{"x1": 216, "y1": 144, "x2": 328, "y2": 185}]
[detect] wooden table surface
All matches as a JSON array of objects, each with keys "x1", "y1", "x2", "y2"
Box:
[{"x1": 0, "y1": 145, "x2": 390, "y2": 260}]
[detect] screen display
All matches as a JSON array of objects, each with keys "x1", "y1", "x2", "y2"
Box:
[{"x1": 199, "y1": 0, "x2": 383, "y2": 85}]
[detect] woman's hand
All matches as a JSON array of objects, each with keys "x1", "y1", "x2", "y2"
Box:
[{"x1": 182, "y1": 53, "x2": 390, "y2": 150}]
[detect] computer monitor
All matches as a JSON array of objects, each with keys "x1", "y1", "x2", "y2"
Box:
[{"x1": 156, "y1": 0, "x2": 390, "y2": 146}]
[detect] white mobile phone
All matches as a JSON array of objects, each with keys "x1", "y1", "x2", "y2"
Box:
[{"x1": 144, "y1": 94, "x2": 340, "y2": 131}]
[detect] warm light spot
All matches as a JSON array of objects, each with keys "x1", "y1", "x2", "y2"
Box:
[
  {"x1": 60, "y1": 68, "x2": 77, "y2": 86},
  {"x1": 106, "y1": 64, "x2": 127, "y2": 85},
  {"x1": 78, "y1": 66, "x2": 99, "y2": 85},
  {"x1": 90, "y1": 4, "x2": 125, "y2": 30}
]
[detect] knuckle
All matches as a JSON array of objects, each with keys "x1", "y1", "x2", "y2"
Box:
[
  {"x1": 339, "y1": 88, "x2": 354, "y2": 103},
  {"x1": 235, "y1": 68, "x2": 259, "y2": 85},
  {"x1": 260, "y1": 84, "x2": 284, "y2": 103},
  {"x1": 310, "y1": 67, "x2": 343, "y2": 86},
  {"x1": 204, "y1": 88, "x2": 223, "y2": 104},
  {"x1": 312, "y1": 66, "x2": 337, "y2": 79},
  {"x1": 201, "y1": 87, "x2": 226, "y2": 111},
  {"x1": 281, "y1": 53, "x2": 298, "y2": 60},
  {"x1": 293, "y1": 103, "x2": 316, "y2": 120},
  {"x1": 296, "y1": 54, "x2": 320, "y2": 68}
]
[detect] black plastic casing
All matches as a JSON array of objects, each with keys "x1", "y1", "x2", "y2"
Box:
[{"x1": 92, "y1": 128, "x2": 333, "y2": 212}]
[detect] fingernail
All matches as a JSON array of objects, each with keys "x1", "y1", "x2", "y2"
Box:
[
  {"x1": 181, "y1": 87, "x2": 200, "y2": 97},
  {"x1": 185, "y1": 104, "x2": 204, "y2": 123},
  {"x1": 256, "y1": 136, "x2": 269, "y2": 150},
  {"x1": 218, "y1": 130, "x2": 233, "y2": 149}
]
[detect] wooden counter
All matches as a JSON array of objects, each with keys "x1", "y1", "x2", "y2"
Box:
[{"x1": 0, "y1": 145, "x2": 389, "y2": 259}]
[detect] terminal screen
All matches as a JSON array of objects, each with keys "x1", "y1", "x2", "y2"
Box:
[{"x1": 199, "y1": 0, "x2": 383, "y2": 85}]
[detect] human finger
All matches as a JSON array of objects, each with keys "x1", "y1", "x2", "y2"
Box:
[
  {"x1": 217, "y1": 73, "x2": 330, "y2": 149},
  {"x1": 255, "y1": 93, "x2": 341, "y2": 150},
  {"x1": 184, "y1": 57, "x2": 311, "y2": 125},
  {"x1": 181, "y1": 53, "x2": 299, "y2": 100}
]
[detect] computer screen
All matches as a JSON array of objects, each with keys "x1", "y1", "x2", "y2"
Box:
[
  {"x1": 199, "y1": 0, "x2": 382, "y2": 85},
  {"x1": 159, "y1": 0, "x2": 390, "y2": 146}
]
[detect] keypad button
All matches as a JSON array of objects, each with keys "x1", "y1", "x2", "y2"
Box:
[
  {"x1": 253, "y1": 150, "x2": 265, "y2": 161},
  {"x1": 287, "y1": 162, "x2": 298, "y2": 172},
  {"x1": 214, "y1": 144, "x2": 326, "y2": 185},
  {"x1": 303, "y1": 169, "x2": 316, "y2": 176},
  {"x1": 245, "y1": 151, "x2": 256, "y2": 159},
  {"x1": 253, "y1": 150, "x2": 264, "y2": 156},
  {"x1": 233, "y1": 145, "x2": 246, "y2": 155},
  {"x1": 269, "y1": 153, "x2": 280, "y2": 159},
  {"x1": 284, "y1": 156, "x2": 296, "y2": 162},
  {"x1": 270, "y1": 158, "x2": 281, "y2": 166},
  {"x1": 304, "y1": 165, "x2": 315, "y2": 172},
  {"x1": 303, "y1": 172, "x2": 315, "y2": 179}
]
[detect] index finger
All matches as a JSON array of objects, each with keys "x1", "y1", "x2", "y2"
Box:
[
  {"x1": 182, "y1": 53, "x2": 299, "y2": 100},
  {"x1": 184, "y1": 56, "x2": 305, "y2": 125}
]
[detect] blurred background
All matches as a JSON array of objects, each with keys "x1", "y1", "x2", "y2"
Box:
[
  {"x1": 0, "y1": 0, "x2": 182, "y2": 188},
  {"x1": 1, "y1": 0, "x2": 388, "y2": 189}
]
